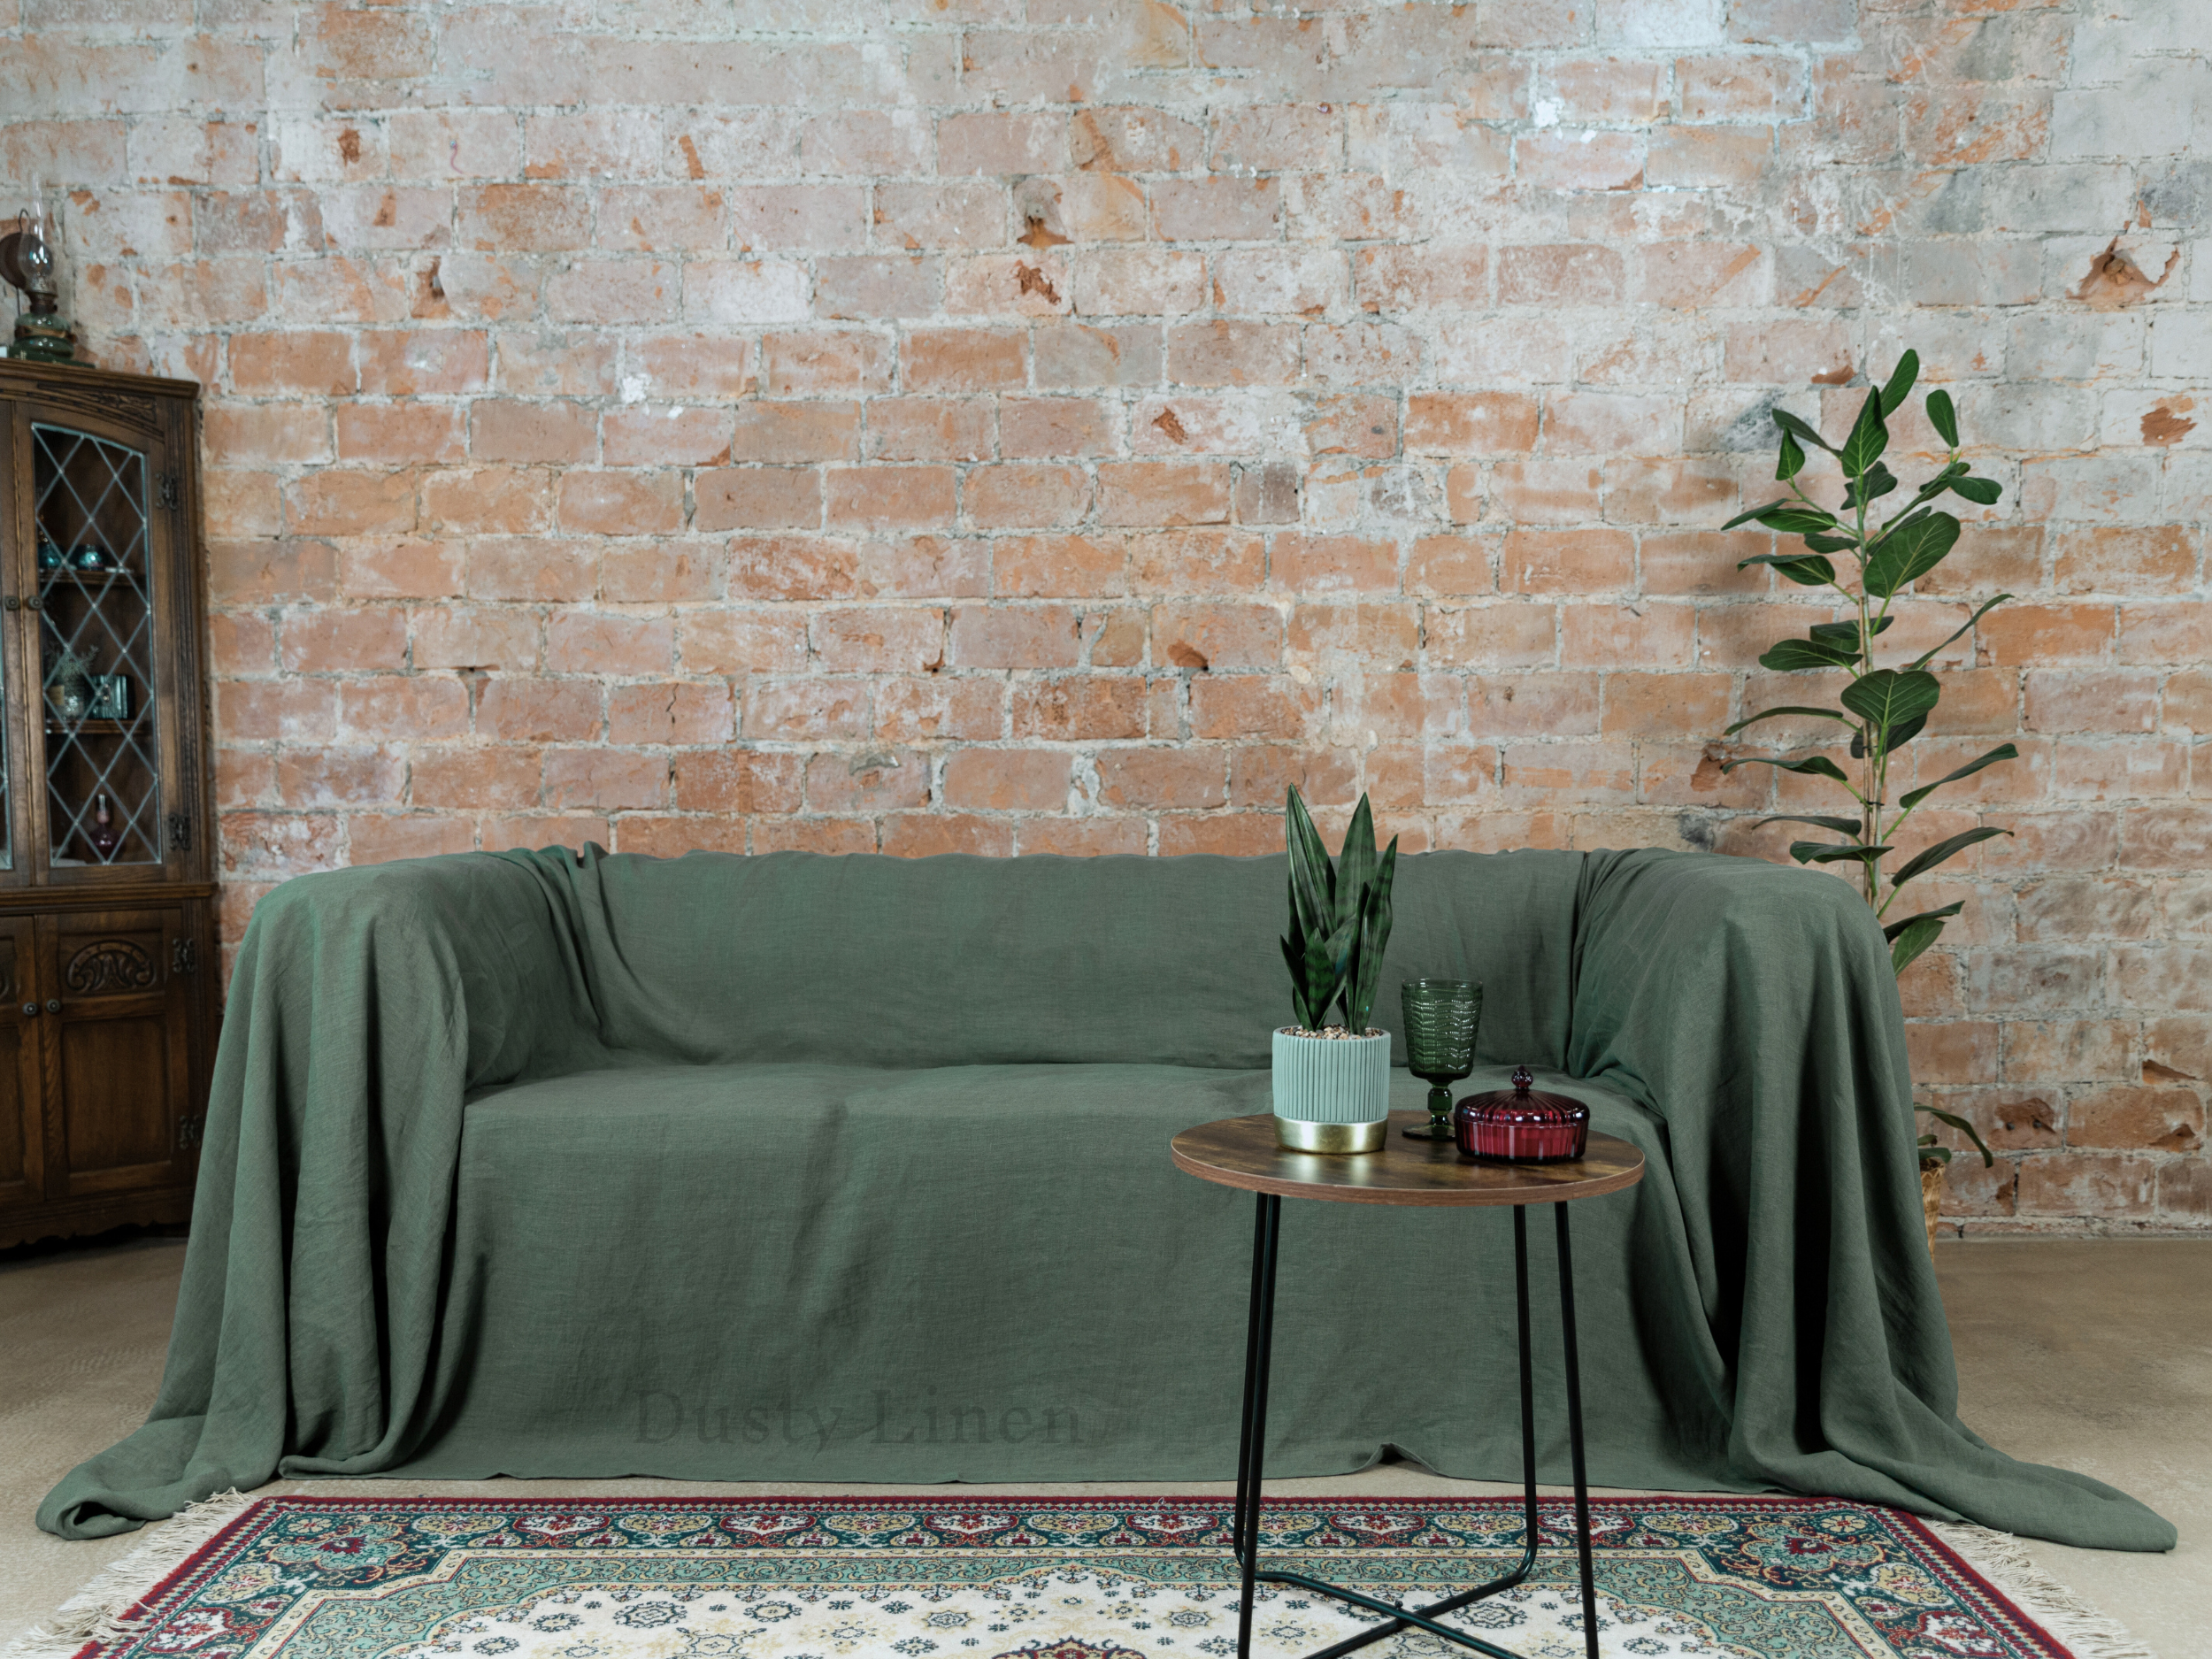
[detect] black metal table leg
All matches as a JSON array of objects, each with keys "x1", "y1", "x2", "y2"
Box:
[
  {"x1": 1235, "y1": 1192, "x2": 1281, "y2": 1658},
  {"x1": 1555, "y1": 1202, "x2": 1599, "y2": 1659},
  {"x1": 1232, "y1": 1199, "x2": 1560, "y2": 1659}
]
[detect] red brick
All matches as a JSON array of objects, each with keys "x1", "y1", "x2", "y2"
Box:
[
  {"x1": 671, "y1": 749, "x2": 803, "y2": 813},
  {"x1": 903, "y1": 326, "x2": 1026, "y2": 390},
  {"x1": 545, "y1": 612, "x2": 674, "y2": 675},
  {"x1": 543, "y1": 747, "x2": 669, "y2": 810},
  {"x1": 608, "y1": 682, "x2": 737, "y2": 747},
  {"x1": 423, "y1": 467, "x2": 551, "y2": 534},
  {"x1": 805, "y1": 749, "x2": 928, "y2": 812},
  {"x1": 1001, "y1": 397, "x2": 1117, "y2": 458},
  {"x1": 1016, "y1": 818, "x2": 1150, "y2": 856},
  {"x1": 1097, "y1": 462, "x2": 1232, "y2": 526},
  {"x1": 1096, "y1": 749, "x2": 1227, "y2": 810},
  {"x1": 964, "y1": 464, "x2": 1093, "y2": 529},
  {"x1": 949, "y1": 604, "x2": 1084, "y2": 668},
  {"x1": 1012, "y1": 678, "x2": 1148, "y2": 741},
  {"x1": 286, "y1": 469, "x2": 418, "y2": 537},
  {"x1": 1269, "y1": 534, "x2": 1398, "y2": 595},
  {"x1": 1502, "y1": 528, "x2": 1634, "y2": 593},
  {"x1": 349, "y1": 815, "x2": 476, "y2": 864},
  {"x1": 470, "y1": 399, "x2": 597, "y2": 465},
  {"x1": 883, "y1": 814, "x2": 1015, "y2": 857},
  {"x1": 729, "y1": 536, "x2": 861, "y2": 602},
  {"x1": 878, "y1": 677, "x2": 1006, "y2": 743},
  {"x1": 1405, "y1": 393, "x2": 1541, "y2": 456},
  {"x1": 560, "y1": 470, "x2": 687, "y2": 536},
  {"x1": 334, "y1": 403, "x2": 465, "y2": 465},
  {"x1": 942, "y1": 749, "x2": 1074, "y2": 811},
  {"x1": 826, "y1": 465, "x2": 957, "y2": 530},
  {"x1": 357, "y1": 329, "x2": 488, "y2": 395},
  {"x1": 467, "y1": 537, "x2": 594, "y2": 602},
  {"x1": 760, "y1": 329, "x2": 894, "y2": 396},
  {"x1": 1151, "y1": 603, "x2": 1282, "y2": 671},
  {"x1": 599, "y1": 541, "x2": 722, "y2": 607},
  {"x1": 696, "y1": 467, "x2": 823, "y2": 532}
]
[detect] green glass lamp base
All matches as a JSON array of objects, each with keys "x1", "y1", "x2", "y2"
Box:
[{"x1": 10, "y1": 319, "x2": 77, "y2": 364}]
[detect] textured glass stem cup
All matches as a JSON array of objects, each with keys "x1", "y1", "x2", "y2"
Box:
[{"x1": 1401, "y1": 979, "x2": 1481, "y2": 1140}]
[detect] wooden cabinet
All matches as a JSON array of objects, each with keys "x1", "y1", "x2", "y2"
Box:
[{"x1": 0, "y1": 362, "x2": 215, "y2": 1248}]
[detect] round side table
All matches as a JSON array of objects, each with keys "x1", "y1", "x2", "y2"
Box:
[{"x1": 1171, "y1": 1109, "x2": 1645, "y2": 1659}]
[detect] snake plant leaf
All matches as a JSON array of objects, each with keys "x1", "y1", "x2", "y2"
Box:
[
  {"x1": 1908, "y1": 593, "x2": 2012, "y2": 671},
  {"x1": 1865, "y1": 511, "x2": 1961, "y2": 597},
  {"x1": 1883, "y1": 902, "x2": 1964, "y2": 941},
  {"x1": 1791, "y1": 840, "x2": 1892, "y2": 865},
  {"x1": 1756, "y1": 813, "x2": 1866, "y2": 835},
  {"x1": 1878, "y1": 349, "x2": 1919, "y2": 416},
  {"x1": 1842, "y1": 462, "x2": 1898, "y2": 511},
  {"x1": 1777, "y1": 429, "x2": 1806, "y2": 480},
  {"x1": 1850, "y1": 712, "x2": 1927, "y2": 757},
  {"x1": 1722, "y1": 495, "x2": 1793, "y2": 530},
  {"x1": 1889, "y1": 826, "x2": 2011, "y2": 887},
  {"x1": 1285, "y1": 786, "x2": 1334, "y2": 937},
  {"x1": 1344, "y1": 836, "x2": 1400, "y2": 1034},
  {"x1": 1926, "y1": 388, "x2": 1959, "y2": 447},
  {"x1": 1337, "y1": 795, "x2": 1377, "y2": 928},
  {"x1": 1772, "y1": 407, "x2": 1836, "y2": 453},
  {"x1": 1838, "y1": 388, "x2": 1888, "y2": 479},
  {"x1": 1840, "y1": 668, "x2": 1940, "y2": 731},
  {"x1": 1760, "y1": 637, "x2": 1862, "y2": 672},
  {"x1": 1281, "y1": 932, "x2": 1321, "y2": 1031},
  {"x1": 1725, "y1": 704, "x2": 1854, "y2": 734},
  {"x1": 1898, "y1": 743, "x2": 2020, "y2": 810},
  {"x1": 1947, "y1": 474, "x2": 2002, "y2": 505},
  {"x1": 1887, "y1": 913, "x2": 1949, "y2": 976},
  {"x1": 1720, "y1": 753, "x2": 1855, "y2": 784}
]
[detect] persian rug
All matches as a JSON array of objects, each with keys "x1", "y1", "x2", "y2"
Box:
[{"x1": 8, "y1": 1494, "x2": 2150, "y2": 1659}]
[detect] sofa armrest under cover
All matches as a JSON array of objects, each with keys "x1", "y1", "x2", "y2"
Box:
[
  {"x1": 36, "y1": 849, "x2": 603, "y2": 1539},
  {"x1": 1563, "y1": 848, "x2": 2173, "y2": 1551}
]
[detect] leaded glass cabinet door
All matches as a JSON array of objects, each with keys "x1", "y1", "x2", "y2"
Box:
[{"x1": 15, "y1": 406, "x2": 188, "y2": 883}]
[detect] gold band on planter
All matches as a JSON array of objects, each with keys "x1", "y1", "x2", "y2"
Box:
[{"x1": 1273, "y1": 1115, "x2": 1386, "y2": 1154}]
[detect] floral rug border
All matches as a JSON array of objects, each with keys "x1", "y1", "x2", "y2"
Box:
[{"x1": 5, "y1": 1492, "x2": 2153, "y2": 1659}]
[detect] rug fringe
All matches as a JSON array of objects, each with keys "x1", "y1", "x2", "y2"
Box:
[
  {"x1": 1926, "y1": 1521, "x2": 2156, "y2": 1659},
  {"x1": 0, "y1": 1491, "x2": 259, "y2": 1659}
]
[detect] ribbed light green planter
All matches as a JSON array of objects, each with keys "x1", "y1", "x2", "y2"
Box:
[{"x1": 1271, "y1": 1028, "x2": 1390, "y2": 1151}]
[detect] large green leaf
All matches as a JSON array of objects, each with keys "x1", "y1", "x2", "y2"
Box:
[
  {"x1": 1761, "y1": 637, "x2": 1861, "y2": 672},
  {"x1": 1926, "y1": 387, "x2": 1958, "y2": 447},
  {"x1": 1810, "y1": 615, "x2": 1893, "y2": 650},
  {"x1": 1772, "y1": 408, "x2": 1835, "y2": 453},
  {"x1": 1837, "y1": 388, "x2": 1888, "y2": 479},
  {"x1": 1947, "y1": 474, "x2": 2001, "y2": 505},
  {"x1": 1889, "y1": 826, "x2": 2011, "y2": 887},
  {"x1": 1883, "y1": 901, "x2": 1964, "y2": 941},
  {"x1": 1791, "y1": 840, "x2": 1891, "y2": 865},
  {"x1": 1840, "y1": 668, "x2": 1940, "y2": 731},
  {"x1": 1757, "y1": 506, "x2": 1841, "y2": 534},
  {"x1": 1721, "y1": 753, "x2": 1854, "y2": 784},
  {"x1": 1772, "y1": 555, "x2": 1839, "y2": 587},
  {"x1": 1756, "y1": 813, "x2": 1863, "y2": 834},
  {"x1": 1725, "y1": 705, "x2": 1853, "y2": 735},
  {"x1": 1722, "y1": 495, "x2": 1793, "y2": 531},
  {"x1": 1888, "y1": 914, "x2": 1947, "y2": 975},
  {"x1": 1898, "y1": 743, "x2": 2019, "y2": 810},
  {"x1": 1908, "y1": 592, "x2": 2012, "y2": 671},
  {"x1": 1865, "y1": 511, "x2": 1961, "y2": 597},
  {"x1": 1916, "y1": 1101, "x2": 1994, "y2": 1167},
  {"x1": 1776, "y1": 430, "x2": 1806, "y2": 480},
  {"x1": 1802, "y1": 533, "x2": 1861, "y2": 553},
  {"x1": 1842, "y1": 462, "x2": 1898, "y2": 511},
  {"x1": 1851, "y1": 712, "x2": 1926, "y2": 757},
  {"x1": 1878, "y1": 349, "x2": 1919, "y2": 415}
]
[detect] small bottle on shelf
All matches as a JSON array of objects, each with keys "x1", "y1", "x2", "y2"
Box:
[{"x1": 85, "y1": 794, "x2": 122, "y2": 861}]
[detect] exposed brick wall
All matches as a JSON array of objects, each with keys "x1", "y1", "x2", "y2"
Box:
[{"x1": 3, "y1": 0, "x2": 2204, "y2": 1231}]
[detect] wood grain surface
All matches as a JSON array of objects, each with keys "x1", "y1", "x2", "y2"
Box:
[{"x1": 1171, "y1": 1111, "x2": 1645, "y2": 1207}]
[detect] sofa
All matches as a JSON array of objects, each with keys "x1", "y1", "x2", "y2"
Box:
[{"x1": 39, "y1": 845, "x2": 2173, "y2": 1550}]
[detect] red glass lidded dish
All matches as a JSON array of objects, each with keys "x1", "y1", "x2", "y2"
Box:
[{"x1": 1455, "y1": 1065, "x2": 1591, "y2": 1164}]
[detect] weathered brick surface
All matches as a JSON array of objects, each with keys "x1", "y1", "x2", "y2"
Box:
[{"x1": 8, "y1": 0, "x2": 2206, "y2": 1229}]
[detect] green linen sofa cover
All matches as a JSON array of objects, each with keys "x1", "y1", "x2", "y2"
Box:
[{"x1": 38, "y1": 845, "x2": 2174, "y2": 1552}]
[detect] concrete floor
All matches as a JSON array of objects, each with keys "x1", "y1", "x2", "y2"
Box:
[{"x1": 2, "y1": 1235, "x2": 2204, "y2": 1655}]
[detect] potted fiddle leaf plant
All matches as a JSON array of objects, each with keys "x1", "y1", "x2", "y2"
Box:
[
  {"x1": 1276, "y1": 787, "x2": 1398, "y2": 1153},
  {"x1": 1716, "y1": 350, "x2": 2000, "y2": 1247}
]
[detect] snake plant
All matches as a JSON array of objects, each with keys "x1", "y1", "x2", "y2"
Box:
[{"x1": 1281, "y1": 787, "x2": 1399, "y2": 1035}]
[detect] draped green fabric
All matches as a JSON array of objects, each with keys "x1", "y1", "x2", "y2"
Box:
[{"x1": 38, "y1": 847, "x2": 2173, "y2": 1551}]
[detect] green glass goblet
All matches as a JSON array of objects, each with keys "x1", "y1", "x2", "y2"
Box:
[{"x1": 1400, "y1": 979, "x2": 1481, "y2": 1141}]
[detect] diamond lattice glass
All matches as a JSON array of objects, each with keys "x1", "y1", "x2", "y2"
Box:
[{"x1": 32, "y1": 423, "x2": 160, "y2": 867}]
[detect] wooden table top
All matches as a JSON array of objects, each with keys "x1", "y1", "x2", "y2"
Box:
[{"x1": 1171, "y1": 1112, "x2": 1646, "y2": 1207}]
